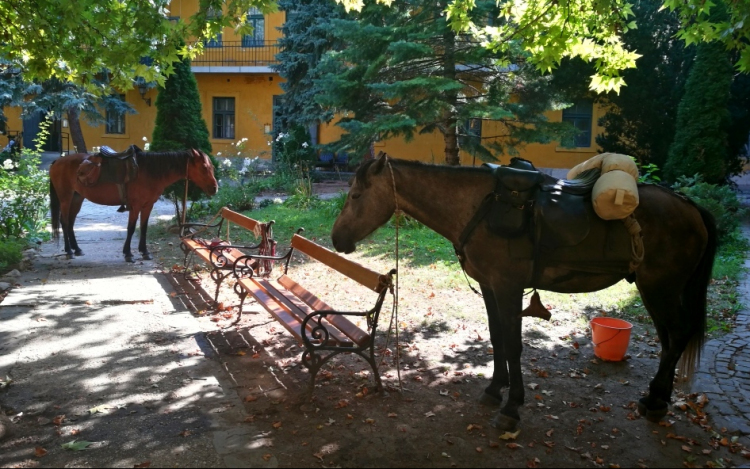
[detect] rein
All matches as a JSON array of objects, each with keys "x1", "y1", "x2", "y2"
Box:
[{"x1": 382, "y1": 157, "x2": 404, "y2": 392}]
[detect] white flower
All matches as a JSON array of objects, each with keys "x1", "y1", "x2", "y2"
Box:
[
  {"x1": 254, "y1": 156, "x2": 259, "y2": 161},
  {"x1": 2, "y1": 159, "x2": 13, "y2": 170},
  {"x1": 267, "y1": 141, "x2": 271, "y2": 146},
  {"x1": 222, "y1": 158, "x2": 232, "y2": 167},
  {"x1": 302, "y1": 142, "x2": 309, "y2": 148},
  {"x1": 144, "y1": 143, "x2": 150, "y2": 151},
  {"x1": 217, "y1": 152, "x2": 222, "y2": 156},
  {"x1": 142, "y1": 136, "x2": 148, "y2": 142},
  {"x1": 273, "y1": 198, "x2": 283, "y2": 204},
  {"x1": 244, "y1": 157, "x2": 251, "y2": 165},
  {"x1": 242, "y1": 137, "x2": 248, "y2": 142}
]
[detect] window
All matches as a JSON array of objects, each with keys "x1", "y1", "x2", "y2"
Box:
[
  {"x1": 213, "y1": 97, "x2": 235, "y2": 139},
  {"x1": 460, "y1": 118, "x2": 482, "y2": 150},
  {"x1": 106, "y1": 95, "x2": 126, "y2": 134},
  {"x1": 205, "y1": 7, "x2": 222, "y2": 48},
  {"x1": 562, "y1": 99, "x2": 593, "y2": 148},
  {"x1": 242, "y1": 7, "x2": 265, "y2": 47}
]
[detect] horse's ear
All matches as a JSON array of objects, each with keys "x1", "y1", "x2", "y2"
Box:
[
  {"x1": 191, "y1": 149, "x2": 201, "y2": 159},
  {"x1": 371, "y1": 152, "x2": 388, "y2": 175}
]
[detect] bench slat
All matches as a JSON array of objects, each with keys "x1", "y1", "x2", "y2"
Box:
[
  {"x1": 277, "y1": 275, "x2": 370, "y2": 347},
  {"x1": 182, "y1": 239, "x2": 244, "y2": 267},
  {"x1": 257, "y1": 279, "x2": 353, "y2": 347},
  {"x1": 221, "y1": 208, "x2": 261, "y2": 232},
  {"x1": 291, "y1": 235, "x2": 387, "y2": 293},
  {"x1": 238, "y1": 278, "x2": 306, "y2": 344}
]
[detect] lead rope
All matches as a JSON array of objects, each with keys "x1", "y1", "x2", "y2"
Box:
[
  {"x1": 381, "y1": 157, "x2": 403, "y2": 392},
  {"x1": 181, "y1": 158, "x2": 189, "y2": 228}
]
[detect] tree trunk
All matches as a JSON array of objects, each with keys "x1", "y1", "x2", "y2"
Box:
[
  {"x1": 442, "y1": 28, "x2": 460, "y2": 166},
  {"x1": 66, "y1": 107, "x2": 87, "y2": 154}
]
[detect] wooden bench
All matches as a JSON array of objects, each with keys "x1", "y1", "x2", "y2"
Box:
[
  {"x1": 179, "y1": 207, "x2": 277, "y2": 313},
  {"x1": 236, "y1": 233, "x2": 396, "y2": 391}
]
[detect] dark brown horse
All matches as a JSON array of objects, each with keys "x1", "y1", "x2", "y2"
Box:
[
  {"x1": 49, "y1": 149, "x2": 218, "y2": 262},
  {"x1": 331, "y1": 154, "x2": 716, "y2": 432}
]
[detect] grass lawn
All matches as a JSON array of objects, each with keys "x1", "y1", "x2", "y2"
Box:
[{"x1": 173, "y1": 193, "x2": 746, "y2": 339}]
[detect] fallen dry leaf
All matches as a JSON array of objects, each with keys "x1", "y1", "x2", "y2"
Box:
[
  {"x1": 476, "y1": 447, "x2": 483, "y2": 453},
  {"x1": 506, "y1": 443, "x2": 520, "y2": 450},
  {"x1": 499, "y1": 430, "x2": 521, "y2": 440},
  {"x1": 272, "y1": 421, "x2": 282, "y2": 429},
  {"x1": 133, "y1": 462, "x2": 151, "y2": 468},
  {"x1": 244, "y1": 395, "x2": 258, "y2": 402},
  {"x1": 262, "y1": 454, "x2": 272, "y2": 461},
  {"x1": 34, "y1": 447, "x2": 47, "y2": 458},
  {"x1": 52, "y1": 415, "x2": 65, "y2": 426}
]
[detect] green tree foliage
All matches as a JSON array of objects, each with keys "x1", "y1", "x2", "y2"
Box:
[
  {"x1": 338, "y1": 0, "x2": 750, "y2": 92},
  {"x1": 664, "y1": 41, "x2": 734, "y2": 184},
  {"x1": 312, "y1": 0, "x2": 573, "y2": 165},
  {"x1": 593, "y1": 0, "x2": 694, "y2": 169},
  {"x1": 0, "y1": 0, "x2": 278, "y2": 92},
  {"x1": 273, "y1": 0, "x2": 347, "y2": 131},
  {"x1": 150, "y1": 55, "x2": 214, "y2": 216}
]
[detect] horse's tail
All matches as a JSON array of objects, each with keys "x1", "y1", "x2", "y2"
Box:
[
  {"x1": 678, "y1": 203, "x2": 718, "y2": 381},
  {"x1": 49, "y1": 178, "x2": 61, "y2": 243}
]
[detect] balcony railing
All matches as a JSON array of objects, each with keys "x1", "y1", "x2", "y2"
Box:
[{"x1": 192, "y1": 40, "x2": 280, "y2": 67}]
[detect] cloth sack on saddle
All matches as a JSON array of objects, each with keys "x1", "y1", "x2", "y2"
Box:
[
  {"x1": 458, "y1": 157, "x2": 643, "y2": 282},
  {"x1": 567, "y1": 152, "x2": 640, "y2": 220},
  {"x1": 76, "y1": 145, "x2": 141, "y2": 211}
]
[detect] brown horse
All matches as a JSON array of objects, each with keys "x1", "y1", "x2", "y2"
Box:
[
  {"x1": 331, "y1": 154, "x2": 716, "y2": 432},
  {"x1": 49, "y1": 149, "x2": 218, "y2": 262}
]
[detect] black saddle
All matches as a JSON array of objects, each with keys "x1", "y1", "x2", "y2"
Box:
[
  {"x1": 457, "y1": 157, "x2": 633, "y2": 281},
  {"x1": 100, "y1": 144, "x2": 141, "y2": 160},
  {"x1": 482, "y1": 158, "x2": 598, "y2": 247}
]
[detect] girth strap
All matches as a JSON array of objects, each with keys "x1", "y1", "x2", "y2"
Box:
[{"x1": 454, "y1": 192, "x2": 497, "y2": 264}]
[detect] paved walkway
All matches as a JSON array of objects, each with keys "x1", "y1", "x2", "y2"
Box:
[{"x1": 0, "y1": 200, "x2": 278, "y2": 467}]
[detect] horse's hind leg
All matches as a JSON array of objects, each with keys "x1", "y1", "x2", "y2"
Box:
[
  {"x1": 67, "y1": 193, "x2": 85, "y2": 256},
  {"x1": 123, "y1": 210, "x2": 139, "y2": 263},
  {"x1": 479, "y1": 285, "x2": 510, "y2": 407},
  {"x1": 637, "y1": 283, "x2": 696, "y2": 421}
]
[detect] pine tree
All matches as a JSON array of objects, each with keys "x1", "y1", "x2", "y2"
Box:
[
  {"x1": 151, "y1": 56, "x2": 211, "y2": 154},
  {"x1": 150, "y1": 54, "x2": 213, "y2": 217},
  {"x1": 273, "y1": 0, "x2": 347, "y2": 131},
  {"x1": 309, "y1": 0, "x2": 569, "y2": 165},
  {"x1": 664, "y1": 40, "x2": 733, "y2": 184}
]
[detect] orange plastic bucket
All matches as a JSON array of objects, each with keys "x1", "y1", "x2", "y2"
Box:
[{"x1": 590, "y1": 317, "x2": 633, "y2": 361}]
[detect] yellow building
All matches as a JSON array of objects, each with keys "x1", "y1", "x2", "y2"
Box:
[{"x1": 1, "y1": 1, "x2": 603, "y2": 169}]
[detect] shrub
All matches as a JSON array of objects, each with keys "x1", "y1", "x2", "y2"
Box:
[
  {"x1": 0, "y1": 238, "x2": 25, "y2": 273},
  {"x1": 673, "y1": 175, "x2": 746, "y2": 243},
  {"x1": 0, "y1": 149, "x2": 49, "y2": 242}
]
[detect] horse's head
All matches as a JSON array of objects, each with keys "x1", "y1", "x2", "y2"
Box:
[
  {"x1": 188, "y1": 149, "x2": 218, "y2": 196},
  {"x1": 331, "y1": 154, "x2": 396, "y2": 254}
]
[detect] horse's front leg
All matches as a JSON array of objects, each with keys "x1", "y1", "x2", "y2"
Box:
[
  {"x1": 138, "y1": 204, "x2": 154, "y2": 260},
  {"x1": 123, "y1": 210, "x2": 139, "y2": 263},
  {"x1": 479, "y1": 284, "x2": 509, "y2": 407},
  {"x1": 68, "y1": 193, "x2": 85, "y2": 256},
  {"x1": 489, "y1": 286, "x2": 525, "y2": 432}
]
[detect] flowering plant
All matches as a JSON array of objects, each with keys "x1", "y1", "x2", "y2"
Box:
[
  {"x1": 0, "y1": 149, "x2": 49, "y2": 240},
  {"x1": 272, "y1": 124, "x2": 316, "y2": 170}
]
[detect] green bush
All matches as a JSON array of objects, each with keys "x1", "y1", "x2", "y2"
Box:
[
  {"x1": 0, "y1": 238, "x2": 24, "y2": 273},
  {"x1": 0, "y1": 149, "x2": 49, "y2": 242},
  {"x1": 673, "y1": 176, "x2": 746, "y2": 243}
]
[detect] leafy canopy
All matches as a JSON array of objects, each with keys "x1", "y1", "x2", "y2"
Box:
[
  {"x1": 335, "y1": 0, "x2": 750, "y2": 93},
  {"x1": 0, "y1": 0, "x2": 277, "y2": 91}
]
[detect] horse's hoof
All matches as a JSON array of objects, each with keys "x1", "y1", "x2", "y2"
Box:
[
  {"x1": 74, "y1": 250, "x2": 83, "y2": 257},
  {"x1": 142, "y1": 253, "x2": 152, "y2": 261},
  {"x1": 65, "y1": 253, "x2": 74, "y2": 260},
  {"x1": 490, "y1": 413, "x2": 520, "y2": 432},
  {"x1": 637, "y1": 398, "x2": 668, "y2": 422},
  {"x1": 125, "y1": 255, "x2": 135, "y2": 263},
  {"x1": 479, "y1": 391, "x2": 503, "y2": 407}
]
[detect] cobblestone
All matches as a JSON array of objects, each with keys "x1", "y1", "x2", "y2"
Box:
[{"x1": 691, "y1": 215, "x2": 750, "y2": 439}]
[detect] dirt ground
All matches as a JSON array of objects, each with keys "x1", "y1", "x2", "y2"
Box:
[
  {"x1": 157, "y1": 219, "x2": 750, "y2": 468},
  {"x1": 3, "y1": 178, "x2": 749, "y2": 468}
]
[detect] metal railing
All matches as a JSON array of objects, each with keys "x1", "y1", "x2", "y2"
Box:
[{"x1": 192, "y1": 40, "x2": 280, "y2": 67}]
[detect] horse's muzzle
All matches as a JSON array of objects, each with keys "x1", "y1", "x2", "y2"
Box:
[{"x1": 331, "y1": 234, "x2": 356, "y2": 254}]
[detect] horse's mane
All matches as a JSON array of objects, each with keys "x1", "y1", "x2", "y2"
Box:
[
  {"x1": 136, "y1": 150, "x2": 194, "y2": 178},
  {"x1": 356, "y1": 156, "x2": 489, "y2": 184}
]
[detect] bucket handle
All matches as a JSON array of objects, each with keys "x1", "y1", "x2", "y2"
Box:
[{"x1": 592, "y1": 328, "x2": 624, "y2": 347}]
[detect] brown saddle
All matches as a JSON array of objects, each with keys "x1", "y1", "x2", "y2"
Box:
[
  {"x1": 76, "y1": 145, "x2": 141, "y2": 186},
  {"x1": 458, "y1": 158, "x2": 641, "y2": 280},
  {"x1": 77, "y1": 145, "x2": 141, "y2": 212}
]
